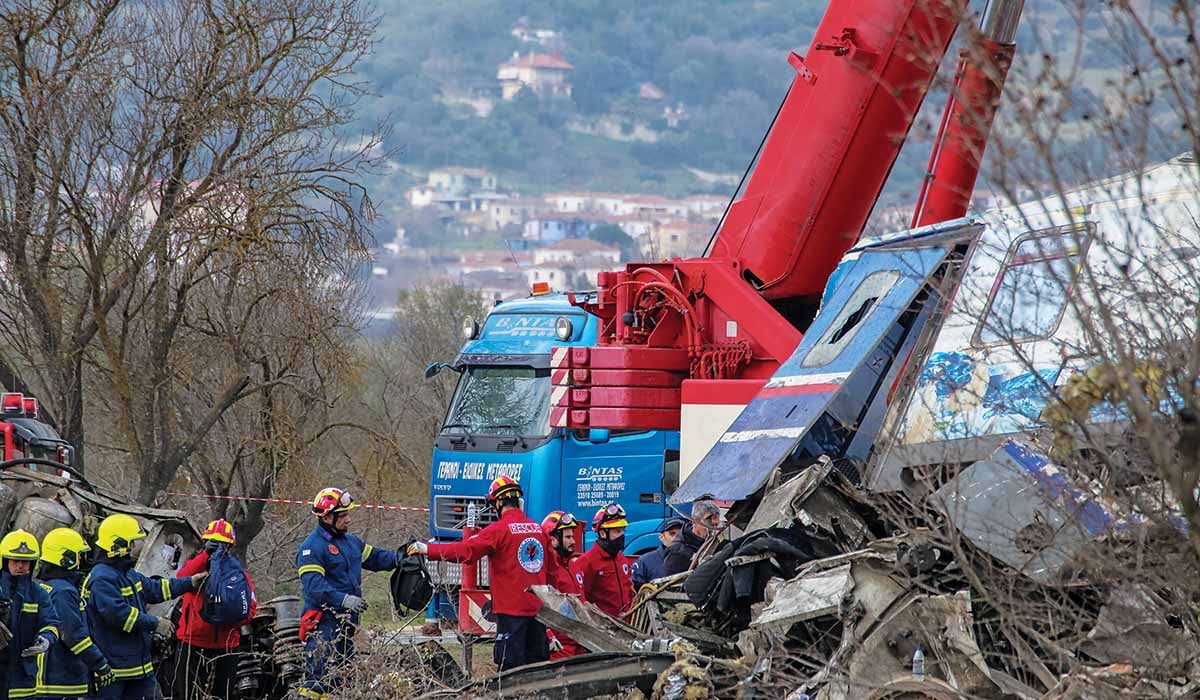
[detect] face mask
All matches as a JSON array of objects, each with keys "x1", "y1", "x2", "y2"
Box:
[{"x1": 598, "y1": 535, "x2": 625, "y2": 556}]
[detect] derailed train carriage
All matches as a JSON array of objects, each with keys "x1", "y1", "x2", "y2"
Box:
[{"x1": 654, "y1": 153, "x2": 1200, "y2": 698}]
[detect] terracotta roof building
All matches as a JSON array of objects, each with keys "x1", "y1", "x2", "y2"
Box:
[{"x1": 497, "y1": 52, "x2": 574, "y2": 100}]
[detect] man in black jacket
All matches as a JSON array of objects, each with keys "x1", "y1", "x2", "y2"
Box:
[
  {"x1": 662, "y1": 501, "x2": 721, "y2": 576},
  {"x1": 631, "y1": 517, "x2": 683, "y2": 588}
]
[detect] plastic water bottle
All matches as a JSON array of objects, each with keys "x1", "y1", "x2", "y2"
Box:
[{"x1": 912, "y1": 646, "x2": 925, "y2": 681}]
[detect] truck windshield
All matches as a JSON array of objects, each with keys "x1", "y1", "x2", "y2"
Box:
[{"x1": 442, "y1": 366, "x2": 551, "y2": 437}]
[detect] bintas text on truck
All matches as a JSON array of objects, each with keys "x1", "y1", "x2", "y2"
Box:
[{"x1": 424, "y1": 287, "x2": 680, "y2": 632}]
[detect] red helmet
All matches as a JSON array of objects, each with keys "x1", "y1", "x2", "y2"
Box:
[
  {"x1": 312, "y1": 487, "x2": 358, "y2": 518},
  {"x1": 201, "y1": 519, "x2": 236, "y2": 545},
  {"x1": 591, "y1": 503, "x2": 628, "y2": 532},
  {"x1": 486, "y1": 476, "x2": 522, "y2": 507},
  {"x1": 540, "y1": 511, "x2": 577, "y2": 537}
]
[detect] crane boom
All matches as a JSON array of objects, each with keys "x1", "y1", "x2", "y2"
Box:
[
  {"x1": 709, "y1": 0, "x2": 963, "y2": 301},
  {"x1": 552, "y1": 0, "x2": 1020, "y2": 434}
]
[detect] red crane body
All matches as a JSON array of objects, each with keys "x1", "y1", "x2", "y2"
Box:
[{"x1": 552, "y1": 0, "x2": 1021, "y2": 432}]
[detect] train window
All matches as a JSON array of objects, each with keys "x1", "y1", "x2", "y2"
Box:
[
  {"x1": 974, "y1": 224, "x2": 1092, "y2": 347},
  {"x1": 803, "y1": 270, "x2": 900, "y2": 367}
]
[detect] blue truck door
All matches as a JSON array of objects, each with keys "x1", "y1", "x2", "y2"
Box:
[
  {"x1": 561, "y1": 430, "x2": 668, "y2": 550},
  {"x1": 672, "y1": 246, "x2": 951, "y2": 503}
]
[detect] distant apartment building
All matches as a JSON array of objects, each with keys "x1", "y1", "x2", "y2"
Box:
[
  {"x1": 625, "y1": 194, "x2": 689, "y2": 220},
  {"x1": 644, "y1": 220, "x2": 710, "y2": 259},
  {"x1": 533, "y1": 238, "x2": 621, "y2": 265},
  {"x1": 511, "y1": 24, "x2": 563, "y2": 49},
  {"x1": 526, "y1": 239, "x2": 622, "y2": 291},
  {"x1": 407, "y1": 167, "x2": 502, "y2": 212},
  {"x1": 684, "y1": 194, "x2": 728, "y2": 218},
  {"x1": 429, "y1": 167, "x2": 497, "y2": 192},
  {"x1": 452, "y1": 250, "x2": 532, "y2": 276},
  {"x1": 543, "y1": 191, "x2": 704, "y2": 221},
  {"x1": 485, "y1": 198, "x2": 548, "y2": 230},
  {"x1": 599, "y1": 215, "x2": 653, "y2": 239},
  {"x1": 545, "y1": 192, "x2": 590, "y2": 213},
  {"x1": 496, "y1": 52, "x2": 573, "y2": 100},
  {"x1": 522, "y1": 215, "x2": 603, "y2": 243}
]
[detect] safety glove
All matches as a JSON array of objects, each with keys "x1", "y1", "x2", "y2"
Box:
[
  {"x1": 342, "y1": 594, "x2": 368, "y2": 614},
  {"x1": 20, "y1": 635, "x2": 50, "y2": 657}
]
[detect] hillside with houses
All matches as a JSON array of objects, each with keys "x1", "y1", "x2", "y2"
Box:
[
  {"x1": 367, "y1": 164, "x2": 728, "y2": 310},
  {"x1": 357, "y1": 0, "x2": 1180, "y2": 320}
]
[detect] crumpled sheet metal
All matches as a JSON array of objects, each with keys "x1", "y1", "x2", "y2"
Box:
[
  {"x1": 933, "y1": 440, "x2": 1107, "y2": 583},
  {"x1": 753, "y1": 563, "x2": 853, "y2": 632},
  {"x1": 1077, "y1": 585, "x2": 1200, "y2": 676},
  {"x1": 817, "y1": 591, "x2": 1002, "y2": 700},
  {"x1": 746, "y1": 458, "x2": 868, "y2": 549},
  {"x1": 1041, "y1": 663, "x2": 1200, "y2": 700}
]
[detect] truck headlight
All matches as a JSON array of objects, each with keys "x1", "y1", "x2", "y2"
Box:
[
  {"x1": 555, "y1": 316, "x2": 573, "y2": 341},
  {"x1": 462, "y1": 317, "x2": 479, "y2": 340}
]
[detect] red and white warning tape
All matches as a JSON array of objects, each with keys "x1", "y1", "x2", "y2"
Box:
[{"x1": 163, "y1": 491, "x2": 430, "y2": 513}]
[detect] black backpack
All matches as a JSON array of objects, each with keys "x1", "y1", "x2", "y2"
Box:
[{"x1": 390, "y1": 552, "x2": 434, "y2": 613}]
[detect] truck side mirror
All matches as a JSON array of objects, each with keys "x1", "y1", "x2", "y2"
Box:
[
  {"x1": 587, "y1": 428, "x2": 610, "y2": 444},
  {"x1": 429, "y1": 365, "x2": 460, "y2": 381}
]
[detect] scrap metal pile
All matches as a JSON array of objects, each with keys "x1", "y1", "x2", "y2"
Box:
[{"x1": 445, "y1": 435, "x2": 1199, "y2": 700}]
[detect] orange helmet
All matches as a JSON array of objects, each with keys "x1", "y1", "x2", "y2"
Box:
[
  {"x1": 540, "y1": 511, "x2": 577, "y2": 537},
  {"x1": 201, "y1": 519, "x2": 236, "y2": 545},
  {"x1": 312, "y1": 487, "x2": 358, "y2": 518},
  {"x1": 486, "y1": 476, "x2": 522, "y2": 507},
  {"x1": 591, "y1": 503, "x2": 628, "y2": 532}
]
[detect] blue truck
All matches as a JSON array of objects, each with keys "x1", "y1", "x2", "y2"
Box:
[{"x1": 424, "y1": 290, "x2": 680, "y2": 627}]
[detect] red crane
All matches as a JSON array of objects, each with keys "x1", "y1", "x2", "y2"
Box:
[{"x1": 550, "y1": 0, "x2": 1023, "y2": 438}]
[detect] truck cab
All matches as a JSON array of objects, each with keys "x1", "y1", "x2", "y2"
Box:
[
  {"x1": 426, "y1": 290, "x2": 680, "y2": 625},
  {"x1": 0, "y1": 392, "x2": 73, "y2": 476}
]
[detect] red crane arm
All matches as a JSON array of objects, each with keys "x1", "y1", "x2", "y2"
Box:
[
  {"x1": 710, "y1": 0, "x2": 967, "y2": 301},
  {"x1": 912, "y1": 0, "x2": 1024, "y2": 227},
  {"x1": 555, "y1": 0, "x2": 981, "y2": 431}
]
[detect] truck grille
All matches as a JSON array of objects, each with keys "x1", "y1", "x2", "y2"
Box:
[
  {"x1": 434, "y1": 496, "x2": 498, "y2": 532},
  {"x1": 428, "y1": 558, "x2": 490, "y2": 588}
]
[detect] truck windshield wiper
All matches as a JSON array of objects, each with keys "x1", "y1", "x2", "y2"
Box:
[
  {"x1": 440, "y1": 423, "x2": 472, "y2": 433},
  {"x1": 481, "y1": 424, "x2": 517, "y2": 432}
]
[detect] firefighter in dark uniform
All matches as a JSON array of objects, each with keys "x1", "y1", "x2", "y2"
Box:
[
  {"x1": 83, "y1": 514, "x2": 205, "y2": 700},
  {"x1": 0, "y1": 529, "x2": 62, "y2": 700},
  {"x1": 295, "y1": 487, "x2": 399, "y2": 700},
  {"x1": 408, "y1": 476, "x2": 549, "y2": 671},
  {"x1": 36, "y1": 527, "x2": 115, "y2": 699}
]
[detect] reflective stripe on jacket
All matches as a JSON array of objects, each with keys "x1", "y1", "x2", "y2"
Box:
[
  {"x1": 296, "y1": 525, "x2": 398, "y2": 625},
  {"x1": 0, "y1": 572, "x2": 61, "y2": 699},
  {"x1": 83, "y1": 558, "x2": 191, "y2": 680},
  {"x1": 36, "y1": 576, "x2": 108, "y2": 696}
]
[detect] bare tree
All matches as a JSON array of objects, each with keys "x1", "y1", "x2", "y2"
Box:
[{"x1": 0, "y1": 0, "x2": 380, "y2": 479}]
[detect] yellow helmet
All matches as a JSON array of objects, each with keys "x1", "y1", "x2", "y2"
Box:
[
  {"x1": 41, "y1": 528, "x2": 90, "y2": 570},
  {"x1": 0, "y1": 530, "x2": 41, "y2": 561},
  {"x1": 95, "y1": 514, "x2": 147, "y2": 557}
]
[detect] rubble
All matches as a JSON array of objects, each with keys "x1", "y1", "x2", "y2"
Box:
[{"x1": 451, "y1": 430, "x2": 1198, "y2": 700}]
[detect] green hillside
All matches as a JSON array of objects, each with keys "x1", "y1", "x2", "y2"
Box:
[{"x1": 358, "y1": 0, "x2": 1193, "y2": 209}]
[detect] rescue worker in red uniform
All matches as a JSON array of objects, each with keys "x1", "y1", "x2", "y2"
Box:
[
  {"x1": 572, "y1": 503, "x2": 634, "y2": 619},
  {"x1": 167, "y1": 519, "x2": 257, "y2": 700},
  {"x1": 408, "y1": 476, "x2": 548, "y2": 671},
  {"x1": 539, "y1": 511, "x2": 585, "y2": 659}
]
